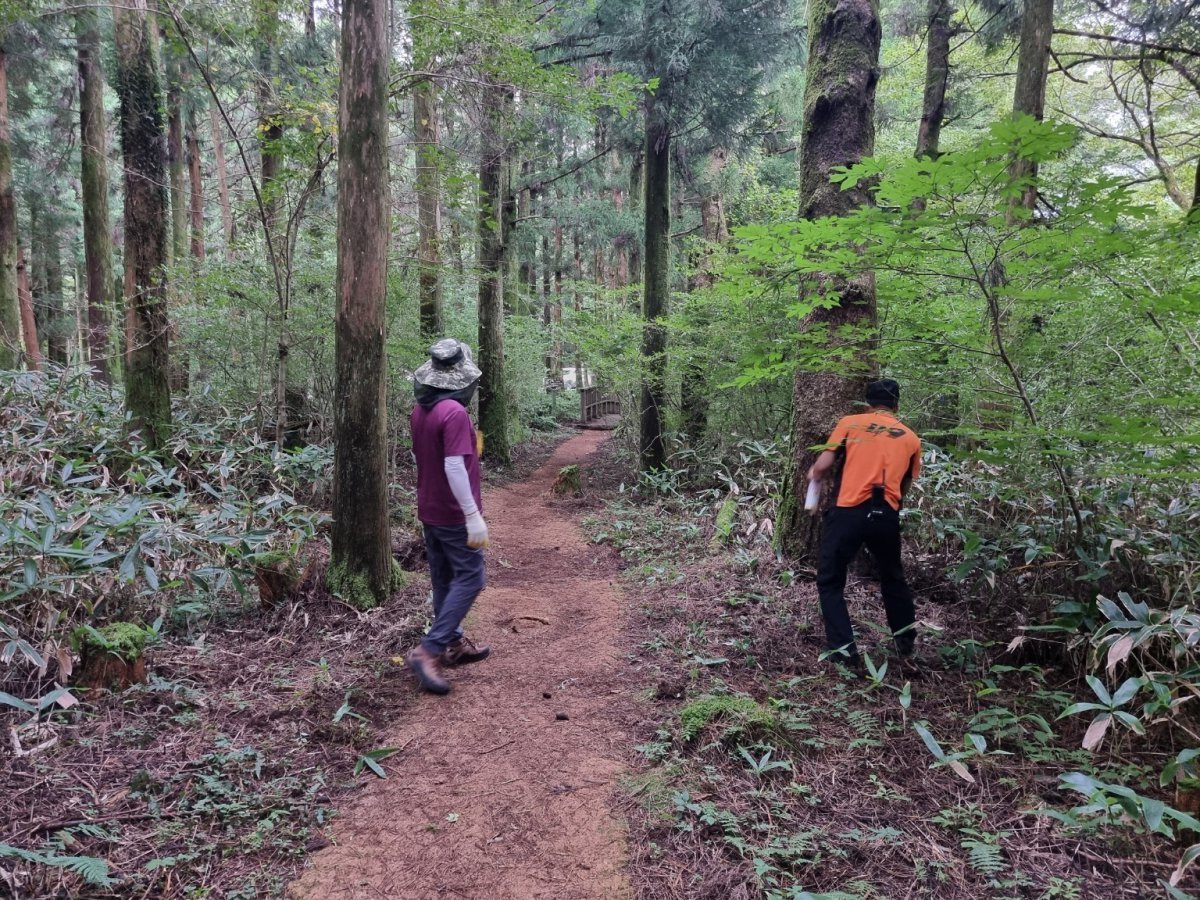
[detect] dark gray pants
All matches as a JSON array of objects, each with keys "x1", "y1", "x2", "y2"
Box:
[{"x1": 421, "y1": 523, "x2": 486, "y2": 654}]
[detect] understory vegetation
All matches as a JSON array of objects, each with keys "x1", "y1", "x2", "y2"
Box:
[
  {"x1": 0, "y1": 369, "x2": 571, "y2": 895},
  {"x1": 583, "y1": 430, "x2": 1200, "y2": 899}
]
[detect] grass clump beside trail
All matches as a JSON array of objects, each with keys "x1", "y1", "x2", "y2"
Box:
[
  {"x1": 586, "y1": 436, "x2": 1200, "y2": 900},
  {"x1": 679, "y1": 694, "x2": 778, "y2": 743}
]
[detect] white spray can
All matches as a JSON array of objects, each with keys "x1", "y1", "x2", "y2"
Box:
[{"x1": 804, "y1": 479, "x2": 821, "y2": 513}]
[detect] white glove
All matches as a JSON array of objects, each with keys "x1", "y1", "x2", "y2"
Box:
[{"x1": 465, "y1": 512, "x2": 490, "y2": 549}]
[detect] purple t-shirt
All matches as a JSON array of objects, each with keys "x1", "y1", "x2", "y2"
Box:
[{"x1": 411, "y1": 400, "x2": 483, "y2": 526}]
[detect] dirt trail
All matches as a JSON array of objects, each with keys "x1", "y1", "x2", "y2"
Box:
[{"x1": 290, "y1": 430, "x2": 634, "y2": 900}]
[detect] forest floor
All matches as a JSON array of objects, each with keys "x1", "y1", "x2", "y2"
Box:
[
  {"x1": 288, "y1": 428, "x2": 639, "y2": 899},
  {"x1": 576, "y1": 439, "x2": 1196, "y2": 900},
  {"x1": 5, "y1": 426, "x2": 1195, "y2": 899}
]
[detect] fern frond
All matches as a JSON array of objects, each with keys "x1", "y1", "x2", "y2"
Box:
[
  {"x1": 961, "y1": 837, "x2": 1006, "y2": 877},
  {"x1": 0, "y1": 842, "x2": 116, "y2": 887}
]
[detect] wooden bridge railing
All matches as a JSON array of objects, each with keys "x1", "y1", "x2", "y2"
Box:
[{"x1": 580, "y1": 386, "x2": 621, "y2": 424}]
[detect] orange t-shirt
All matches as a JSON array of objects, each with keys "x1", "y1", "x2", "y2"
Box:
[{"x1": 824, "y1": 410, "x2": 921, "y2": 510}]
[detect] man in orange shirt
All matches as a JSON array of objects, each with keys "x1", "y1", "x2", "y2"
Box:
[{"x1": 806, "y1": 379, "x2": 921, "y2": 667}]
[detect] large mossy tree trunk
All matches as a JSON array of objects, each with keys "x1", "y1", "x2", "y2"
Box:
[
  {"x1": 113, "y1": 0, "x2": 172, "y2": 449},
  {"x1": 776, "y1": 0, "x2": 881, "y2": 561},
  {"x1": 477, "y1": 55, "x2": 512, "y2": 466},
  {"x1": 1009, "y1": 0, "x2": 1053, "y2": 214},
  {"x1": 0, "y1": 44, "x2": 18, "y2": 370},
  {"x1": 77, "y1": 9, "x2": 114, "y2": 383},
  {"x1": 639, "y1": 98, "x2": 671, "y2": 472},
  {"x1": 329, "y1": 0, "x2": 392, "y2": 609}
]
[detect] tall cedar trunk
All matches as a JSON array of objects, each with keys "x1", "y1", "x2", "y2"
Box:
[
  {"x1": 254, "y1": 0, "x2": 289, "y2": 445},
  {"x1": 776, "y1": 0, "x2": 881, "y2": 560},
  {"x1": 305, "y1": 0, "x2": 316, "y2": 39},
  {"x1": 573, "y1": 226, "x2": 583, "y2": 380},
  {"x1": 629, "y1": 149, "x2": 643, "y2": 286},
  {"x1": 681, "y1": 149, "x2": 729, "y2": 444},
  {"x1": 547, "y1": 201, "x2": 563, "y2": 383},
  {"x1": 518, "y1": 165, "x2": 534, "y2": 300},
  {"x1": 113, "y1": 0, "x2": 172, "y2": 448},
  {"x1": 44, "y1": 221, "x2": 67, "y2": 365},
  {"x1": 16, "y1": 246, "x2": 39, "y2": 368},
  {"x1": 639, "y1": 99, "x2": 670, "y2": 471},
  {"x1": 541, "y1": 194, "x2": 558, "y2": 379},
  {"x1": 611, "y1": 148, "x2": 628, "y2": 286},
  {"x1": 502, "y1": 153, "x2": 520, "y2": 315},
  {"x1": 477, "y1": 59, "x2": 511, "y2": 464},
  {"x1": 414, "y1": 75, "x2": 442, "y2": 337},
  {"x1": 164, "y1": 34, "x2": 188, "y2": 395},
  {"x1": 329, "y1": 0, "x2": 391, "y2": 606},
  {"x1": 209, "y1": 104, "x2": 234, "y2": 256},
  {"x1": 1009, "y1": 0, "x2": 1053, "y2": 213},
  {"x1": 29, "y1": 198, "x2": 43, "y2": 339},
  {"x1": 915, "y1": 0, "x2": 952, "y2": 161},
  {"x1": 187, "y1": 103, "x2": 205, "y2": 262},
  {"x1": 166, "y1": 44, "x2": 187, "y2": 266},
  {"x1": 0, "y1": 44, "x2": 17, "y2": 369},
  {"x1": 257, "y1": 0, "x2": 283, "y2": 236},
  {"x1": 77, "y1": 10, "x2": 114, "y2": 381}
]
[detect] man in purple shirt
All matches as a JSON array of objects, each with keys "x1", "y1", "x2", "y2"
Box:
[{"x1": 406, "y1": 339, "x2": 491, "y2": 694}]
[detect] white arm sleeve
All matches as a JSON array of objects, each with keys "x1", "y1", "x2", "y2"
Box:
[{"x1": 443, "y1": 456, "x2": 479, "y2": 518}]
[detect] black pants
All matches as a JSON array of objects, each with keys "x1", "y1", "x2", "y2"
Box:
[{"x1": 816, "y1": 500, "x2": 915, "y2": 660}]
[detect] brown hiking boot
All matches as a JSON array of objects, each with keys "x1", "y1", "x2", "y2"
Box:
[
  {"x1": 441, "y1": 635, "x2": 491, "y2": 667},
  {"x1": 407, "y1": 644, "x2": 450, "y2": 695}
]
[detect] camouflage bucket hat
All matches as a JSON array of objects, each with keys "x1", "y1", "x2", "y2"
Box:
[{"x1": 412, "y1": 338, "x2": 482, "y2": 390}]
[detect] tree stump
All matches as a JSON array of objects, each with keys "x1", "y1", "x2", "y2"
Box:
[
  {"x1": 72, "y1": 623, "x2": 152, "y2": 693},
  {"x1": 552, "y1": 464, "x2": 583, "y2": 497},
  {"x1": 253, "y1": 550, "x2": 306, "y2": 605}
]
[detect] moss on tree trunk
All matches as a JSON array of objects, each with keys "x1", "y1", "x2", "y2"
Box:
[
  {"x1": 777, "y1": 0, "x2": 881, "y2": 561},
  {"x1": 113, "y1": 0, "x2": 172, "y2": 450},
  {"x1": 328, "y1": 0, "x2": 393, "y2": 609}
]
